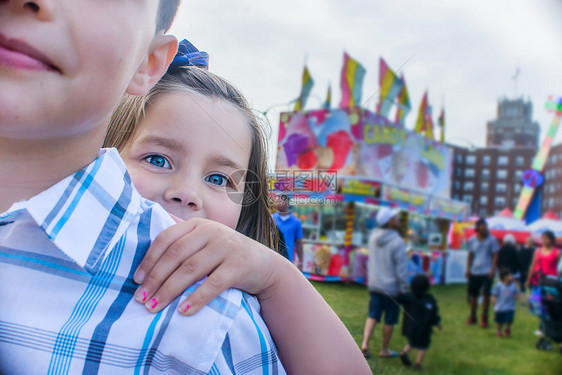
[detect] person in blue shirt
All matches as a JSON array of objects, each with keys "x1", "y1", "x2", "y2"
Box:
[{"x1": 272, "y1": 194, "x2": 304, "y2": 270}]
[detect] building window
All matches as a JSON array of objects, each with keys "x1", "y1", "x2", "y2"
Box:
[
  {"x1": 482, "y1": 155, "x2": 491, "y2": 166},
  {"x1": 466, "y1": 155, "x2": 476, "y2": 165},
  {"x1": 455, "y1": 168, "x2": 462, "y2": 177},
  {"x1": 497, "y1": 170, "x2": 508, "y2": 179},
  {"x1": 454, "y1": 181, "x2": 461, "y2": 190},
  {"x1": 465, "y1": 169, "x2": 475, "y2": 178},
  {"x1": 479, "y1": 209, "x2": 488, "y2": 217},
  {"x1": 514, "y1": 184, "x2": 521, "y2": 193},
  {"x1": 498, "y1": 156, "x2": 509, "y2": 166},
  {"x1": 455, "y1": 154, "x2": 463, "y2": 164},
  {"x1": 480, "y1": 196, "x2": 488, "y2": 205},
  {"x1": 453, "y1": 194, "x2": 459, "y2": 200},
  {"x1": 465, "y1": 182, "x2": 474, "y2": 191},
  {"x1": 495, "y1": 197, "x2": 506, "y2": 207},
  {"x1": 482, "y1": 169, "x2": 490, "y2": 179},
  {"x1": 463, "y1": 195, "x2": 473, "y2": 204},
  {"x1": 513, "y1": 197, "x2": 519, "y2": 207},
  {"x1": 481, "y1": 182, "x2": 489, "y2": 191},
  {"x1": 496, "y1": 183, "x2": 507, "y2": 193},
  {"x1": 515, "y1": 170, "x2": 523, "y2": 181},
  {"x1": 515, "y1": 156, "x2": 525, "y2": 166}
]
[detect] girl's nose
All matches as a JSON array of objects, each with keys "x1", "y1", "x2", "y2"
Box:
[{"x1": 164, "y1": 179, "x2": 203, "y2": 211}]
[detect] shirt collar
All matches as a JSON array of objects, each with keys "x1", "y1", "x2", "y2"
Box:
[{"x1": 3, "y1": 148, "x2": 142, "y2": 274}]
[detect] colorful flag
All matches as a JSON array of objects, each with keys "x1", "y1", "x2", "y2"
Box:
[
  {"x1": 294, "y1": 66, "x2": 314, "y2": 112},
  {"x1": 376, "y1": 58, "x2": 403, "y2": 118},
  {"x1": 323, "y1": 84, "x2": 332, "y2": 109},
  {"x1": 438, "y1": 108, "x2": 445, "y2": 143},
  {"x1": 339, "y1": 52, "x2": 366, "y2": 108},
  {"x1": 414, "y1": 91, "x2": 434, "y2": 139},
  {"x1": 394, "y1": 73, "x2": 411, "y2": 126}
]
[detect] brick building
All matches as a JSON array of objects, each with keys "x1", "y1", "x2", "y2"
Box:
[
  {"x1": 542, "y1": 143, "x2": 562, "y2": 218},
  {"x1": 450, "y1": 97, "x2": 540, "y2": 217}
]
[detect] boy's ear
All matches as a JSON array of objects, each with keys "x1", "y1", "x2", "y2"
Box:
[{"x1": 126, "y1": 34, "x2": 178, "y2": 96}]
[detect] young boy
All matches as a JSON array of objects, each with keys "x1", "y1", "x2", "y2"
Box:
[
  {"x1": 0, "y1": 1, "x2": 285, "y2": 373},
  {"x1": 492, "y1": 268, "x2": 519, "y2": 337},
  {"x1": 399, "y1": 274, "x2": 442, "y2": 371}
]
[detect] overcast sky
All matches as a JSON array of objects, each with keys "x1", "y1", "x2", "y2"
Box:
[{"x1": 169, "y1": 0, "x2": 562, "y2": 163}]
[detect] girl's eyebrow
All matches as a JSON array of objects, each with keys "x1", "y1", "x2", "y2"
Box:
[
  {"x1": 137, "y1": 135, "x2": 185, "y2": 153},
  {"x1": 212, "y1": 156, "x2": 244, "y2": 171}
]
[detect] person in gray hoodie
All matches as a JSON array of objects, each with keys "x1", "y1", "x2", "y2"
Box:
[{"x1": 360, "y1": 207, "x2": 409, "y2": 359}]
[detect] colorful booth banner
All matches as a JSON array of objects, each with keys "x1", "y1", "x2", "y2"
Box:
[
  {"x1": 340, "y1": 178, "x2": 381, "y2": 196},
  {"x1": 276, "y1": 108, "x2": 453, "y2": 198},
  {"x1": 429, "y1": 197, "x2": 469, "y2": 221},
  {"x1": 381, "y1": 185, "x2": 429, "y2": 212}
]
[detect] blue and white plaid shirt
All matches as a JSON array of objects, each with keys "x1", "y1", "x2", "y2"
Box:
[{"x1": 0, "y1": 148, "x2": 285, "y2": 375}]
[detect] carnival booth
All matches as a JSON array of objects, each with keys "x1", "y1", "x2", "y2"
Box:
[{"x1": 272, "y1": 107, "x2": 469, "y2": 285}]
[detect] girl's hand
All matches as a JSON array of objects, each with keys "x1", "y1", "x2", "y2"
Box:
[{"x1": 132, "y1": 217, "x2": 284, "y2": 315}]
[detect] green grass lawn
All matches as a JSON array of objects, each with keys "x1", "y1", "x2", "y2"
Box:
[{"x1": 312, "y1": 282, "x2": 562, "y2": 375}]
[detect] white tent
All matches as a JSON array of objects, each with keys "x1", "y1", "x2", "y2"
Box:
[
  {"x1": 526, "y1": 211, "x2": 562, "y2": 236},
  {"x1": 487, "y1": 217, "x2": 527, "y2": 231},
  {"x1": 487, "y1": 209, "x2": 527, "y2": 231}
]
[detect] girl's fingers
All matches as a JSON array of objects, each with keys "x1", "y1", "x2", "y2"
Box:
[
  {"x1": 144, "y1": 243, "x2": 231, "y2": 313},
  {"x1": 133, "y1": 219, "x2": 198, "y2": 284},
  {"x1": 177, "y1": 265, "x2": 235, "y2": 316},
  {"x1": 134, "y1": 230, "x2": 208, "y2": 306}
]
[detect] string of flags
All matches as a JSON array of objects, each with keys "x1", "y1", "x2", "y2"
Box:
[
  {"x1": 290, "y1": 53, "x2": 446, "y2": 143},
  {"x1": 293, "y1": 66, "x2": 314, "y2": 112},
  {"x1": 339, "y1": 52, "x2": 367, "y2": 108},
  {"x1": 376, "y1": 57, "x2": 403, "y2": 118},
  {"x1": 394, "y1": 73, "x2": 411, "y2": 127}
]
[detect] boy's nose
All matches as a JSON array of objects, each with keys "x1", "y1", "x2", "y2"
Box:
[{"x1": 9, "y1": 0, "x2": 56, "y2": 21}]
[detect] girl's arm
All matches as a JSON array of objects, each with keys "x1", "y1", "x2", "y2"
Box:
[
  {"x1": 134, "y1": 218, "x2": 371, "y2": 374},
  {"x1": 525, "y1": 251, "x2": 538, "y2": 288}
]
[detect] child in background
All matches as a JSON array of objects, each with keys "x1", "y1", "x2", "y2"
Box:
[
  {"x1": 399, "y1": 274, "x2": 442, "y2": 371},
  {"x1": 103, "y1": 40, "x2": 371, "y2": 374},
  {"x1": 492, "y1": 268, "x2": 519, "y2": 337}
]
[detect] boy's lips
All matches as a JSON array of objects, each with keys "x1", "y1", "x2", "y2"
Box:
[{"x1": 0, "y1": 34, "x2": 59, "y2": 72}]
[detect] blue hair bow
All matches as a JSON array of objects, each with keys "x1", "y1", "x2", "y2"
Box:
[{"x1": 169, "y1": 39, "x2": 209, "y2": 70}]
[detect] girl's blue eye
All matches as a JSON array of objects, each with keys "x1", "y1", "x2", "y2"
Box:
[
  {"x1": 205, "y1": 174, "x2": 230, "y2": 187},
  {"x1": 144, "y1": 154, "x2": 171, "y2": 169}
]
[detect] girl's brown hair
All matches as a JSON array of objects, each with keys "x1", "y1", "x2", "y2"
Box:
[{"x1": 104, "y1": 66, "x2": 274, "y2": 249}]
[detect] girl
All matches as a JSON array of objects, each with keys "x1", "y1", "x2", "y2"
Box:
[
  {"x1": 525, "y1": 230, "x2": 560, "y2": 290},
  {"x1": 104, "y1": 40, "x2": 370, "y2": 374}
]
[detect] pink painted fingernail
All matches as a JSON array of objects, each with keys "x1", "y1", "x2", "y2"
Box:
[
  {"x1": 134, "y1": 288, "x2": 148, "y2": 302},
  {"x1": 151, "y1": 298, "x2": 158, "y2": 309},
  {"x1": 183, "y1": 303, "x2": 190, "y2": 313}
]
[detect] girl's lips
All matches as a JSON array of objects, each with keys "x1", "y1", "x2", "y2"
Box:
[{"x1": 0, "y1": 36, "x2": 58, "y2": 72}]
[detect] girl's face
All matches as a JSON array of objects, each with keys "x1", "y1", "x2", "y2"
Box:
[
  {"x1": 121, "y1": 91, "x2": 252, "y2": 228},
  {"x1": 541, "y1": 234, "x2": 553, "y2": 248}
]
